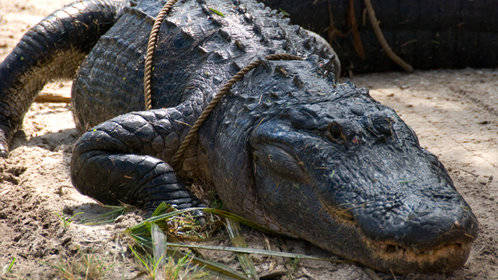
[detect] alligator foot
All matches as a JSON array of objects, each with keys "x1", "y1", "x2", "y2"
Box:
[
  {"x1": 72, "y1": 149, "x2": 204, "y2": 212},
  {"x1": 71, "y1": 108, "x2": 205, "y2": 214}
]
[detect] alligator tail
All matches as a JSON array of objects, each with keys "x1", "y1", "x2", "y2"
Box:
[{"x1": 0, "y1": 0, "x2": 128, "y2": 157}]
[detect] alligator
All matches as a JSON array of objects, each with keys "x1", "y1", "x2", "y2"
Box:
[
  {"x1": 262, "y1": 0, "x2": 498, "y2": 72},
  {"x1": 0, "y1": 0, "x2": 478, "y2": 274}
]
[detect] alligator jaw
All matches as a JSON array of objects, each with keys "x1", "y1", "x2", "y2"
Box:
[
  {"x1": 321, "y1": 201, "x2": 476, "y2": 274},
  {"x1": 362, "y1": 238, "x2": 473, "y2": 274}
]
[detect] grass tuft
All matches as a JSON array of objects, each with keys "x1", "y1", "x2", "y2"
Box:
[
  {"x1": 82, "y1": 204, "x2": 134, "y2": 225},
  {"x1": 1, "y1": 257, "x2": 16, "y2": 277},
  {"x1": 130, "y1": 246, "x2": 208, "y2": 280},
  {"x1": 278, "y1": 8, "x2": 290, "y2": 17},
  {"x1": 55, "y1": 211, "x2": 83, "y2": 229},
  {"x1": 126, "y1": 204, "x2": 342, "y2": 279},
  {"x1": 51, "y1": 254, "x2": 111, "y2": 280}
]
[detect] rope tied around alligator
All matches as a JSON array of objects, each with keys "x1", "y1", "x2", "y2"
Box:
[
  {"x1": 144, "y1": 0, "x2": 303, "y2": 169},
  {"x1": 144, "y1": 0, "x2": 179, "y2": 111},
  {"x1": 170, "y1": 53, "x2": 302, "y2": 168}
]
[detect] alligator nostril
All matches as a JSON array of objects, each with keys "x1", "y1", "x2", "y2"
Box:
[{"x1": 372, "y1": 116, "x2": 392, "y2": 136}]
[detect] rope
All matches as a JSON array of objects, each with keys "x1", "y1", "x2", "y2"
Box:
[
  {"x1": 144, "y1": 0, "x2": 179, "y2": 110},
  {"x1": 143, "y1": 1, "x2": 302, "y2": 168},
  {"x1": 171, "y1": 53, "x2": 302, "y2": 168}
]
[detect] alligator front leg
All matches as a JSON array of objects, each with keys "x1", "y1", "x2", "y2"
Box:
[
  {"x1": 0, "y1": 0, "x2": 127, "y2": 157},
  {"x1": 71, "y1": 108, "x2": 203, "y2": 212}
]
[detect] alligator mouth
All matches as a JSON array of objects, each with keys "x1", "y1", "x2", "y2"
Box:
[
  {"x1": 320, "y1": 201, "x2": 474, "y2": 274},
  {"x1": 362, "y1": 237, "x2": 472, "y2": 273}
]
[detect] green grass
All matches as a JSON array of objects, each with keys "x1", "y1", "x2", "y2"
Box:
[
  {"x1": 51, "y1": 254, "x2": 111, "y2": 280},
  {"x1": 55, "y1": 211, "x2": 83, "y2": 229},
  {"x1": 1, "y1": 257, "x2": 16, "y2": 277},
  {"x1": 81, "y1": 204, "x2": 134, "y2": 225},
  {"x1": 279, "y1": 8, "x2": 290, "y2": 17},
  {"x1": 125, "y1": 203, "x2": 341, "y2": 279},
  {"x1": 130, "y1": 246, "x2": 208, "y2": 280},
  {"x1": 208, "y1": 8, "x2": 225, "y2": 17}
]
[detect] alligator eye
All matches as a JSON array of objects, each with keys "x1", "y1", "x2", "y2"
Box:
[
  {"x1": 327, "y1": 122, "x2": 346, "y2": 144},
  {"x1": 252, "y1": 145, "x2": 307, "y2": 183}
]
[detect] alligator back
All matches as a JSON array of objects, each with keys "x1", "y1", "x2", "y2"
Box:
[{"x1": 72, "y1": 0, "x2": 338, "y2": 131}]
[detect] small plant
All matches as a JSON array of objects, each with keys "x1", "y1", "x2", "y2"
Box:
[
  {"x1": 55, "y1": 211, "x2": 83, "y2": 229},
  {"x1": 130, "y1": 246, "x2": 207, "y2": 280},
  {"x1": 1, "y1": 257, "x2": 16, "y2": 276},
  {"x1": 127, "y1": 204, "x2": 340, "y2": 280},
  {"x1": 51, "y1": 254, "x2": 111, "y2": 280},
  {"x1": 208, "y1": 7, "x2": 225, "y2": 17},
  {"x1": 162, "y1": 254, "x2": 208, "y2": 280},
  {"x1": 129, "y1": 246, "x2": 162, "y2": 279},
  {"x1": 82, "y1": 204, "x2": 134, "y2": 225},
  {"x1": 285, "y1": 257, "x2": 301, "y2": 279}
]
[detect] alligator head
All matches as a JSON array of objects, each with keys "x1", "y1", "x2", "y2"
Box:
[{"x1": 197, "y1": 58, "x2": 478, "y2": 274}]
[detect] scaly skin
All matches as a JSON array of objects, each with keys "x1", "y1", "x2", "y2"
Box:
[{"x1": 0, "y1": 0, "x2": 478, "y2": 274}]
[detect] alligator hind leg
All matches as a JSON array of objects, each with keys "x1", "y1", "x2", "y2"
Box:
[
  {"x1": 0, "y1": 0, "x2": 127, "y2": 157},
  {"x1": 71, "y1": 108, "x2": 204, "y2": 212}
]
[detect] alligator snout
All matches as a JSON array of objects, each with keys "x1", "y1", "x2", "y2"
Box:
[
  {"x1": 315, "y1": 127, "x2": 479, "y2": 273},
  {"x1": 347, "y1": 181, "x2": 478, "y2": 272},
  {"x1": 354, "y1": 182, "x2": 478, "y2": 247},
  {"x1": 316, "y1": 170, "x2": 478, "y2": 273}
]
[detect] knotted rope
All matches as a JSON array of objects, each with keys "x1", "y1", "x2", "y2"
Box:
[{"x1": 144, "y1": 0, "x2": 302, "y2": 169}]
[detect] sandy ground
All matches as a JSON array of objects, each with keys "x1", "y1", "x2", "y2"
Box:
[{"x1": 0, "y1": 1, "x2": 496, "y2": 279}]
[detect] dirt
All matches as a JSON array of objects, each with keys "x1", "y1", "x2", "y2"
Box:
[{"x1": 0, "y1": 1, "x2": 496, "y2": 279}]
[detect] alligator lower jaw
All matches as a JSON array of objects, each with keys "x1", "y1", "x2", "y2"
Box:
[
  {"x1": 362, "y1": 237, "x2": 473, "y2": 274},
  {"x1": 320, "y1": 202, "x2": 474, "y2": 274}
]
